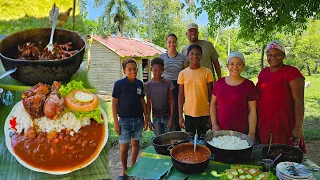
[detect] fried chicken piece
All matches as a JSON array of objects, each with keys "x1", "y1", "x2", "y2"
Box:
[
  {"x1": 22, "y1": 82, "x2": 51, "y2": 119},
  {"x1": 44, "y1": 81, "x2": 65, "y2": 119},
  {"x1": 22, "y1": 94, "x2": 46, "y2": 119},
  {"x1": 22, "y1": 82, "x2": 51, "y2": 99}
]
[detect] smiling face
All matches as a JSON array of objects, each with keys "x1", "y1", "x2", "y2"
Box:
[
  {"x1": 123, "y1": 62, "x2": 138, "y2": 81},
  {"x1": 266, "y1": 48, "x2": 285, "y2": 70},
  {"x1": 188, "y1": 47, "x2": 202, "y2": 66},
  {"x1": 151, "y1": 64, "x2": 164, "y2": 79},
  {"x1": 166, "y1": 35, "x2": 177, "y2": 52},
  {"x1": 227, "y1": 57, "x2": 245, "y2": 77},
  {"x1": 186, "y1": 28, "x2": 199, "y2": 43}
]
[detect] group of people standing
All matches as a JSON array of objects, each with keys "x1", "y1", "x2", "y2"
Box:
[{"x1": 111, "y1": 23, "x2": 306, "y2": 179}]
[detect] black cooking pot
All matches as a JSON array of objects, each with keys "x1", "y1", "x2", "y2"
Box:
[
  {"x1": 168, "y1": 143, "x2": 212, "y2": 174},
  {"x1": 204, "y1": 130, "x2": 254, "y2": 163},
  {"x1": 0, "y1": 28, "x2": 85, "y2": 85},
  {"x1": 262, "y1": 144, "x2": 303, "y2": 165},
  {"x1": 151, "y1": 131, "x2": 190, "y2": 155}
]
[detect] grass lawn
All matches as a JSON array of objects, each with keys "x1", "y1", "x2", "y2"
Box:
[{"x1": 0, "y1": 0, "x2": 87, "y2": 35}]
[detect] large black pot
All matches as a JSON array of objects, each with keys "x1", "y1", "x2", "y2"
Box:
[
  {"x1": 168, "y1": 143, "x2": 211, "y2": 174},
  {"x1": 151, "y1": 131, "x2": 190, "y2": 155},
  {"x1": 0, "y1": 28, "x2": 85, "y2": 85},
  {"x1": 262, "y1": 144, "x2": 303, "y2": 165},
  {"x1": 204, "y1": 130, "x2": 254, "y2": 163}
]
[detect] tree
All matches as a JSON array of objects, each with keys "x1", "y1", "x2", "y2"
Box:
[
  {"x1": 138, "y1": 0, "x2": 190, "y2": 50},
  {"x1": 293, "y1": 20, "x2": 320, "y2": 75},
  {"x1": 94, "y1": 0, "x2": 139, "y2": 37},
  {"x1": 197, "y1": 0, "x2": 320, "y2": 69}
]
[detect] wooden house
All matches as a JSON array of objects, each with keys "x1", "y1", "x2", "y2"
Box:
[{"x1": 87, "y1": 35, "x2": 166, "y2": 94}]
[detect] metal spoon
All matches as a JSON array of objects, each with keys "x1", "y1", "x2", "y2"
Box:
[
  {"x1": 0, "y1": 68, "x2": 17, "y2": 80},
  {"x1": 46, "y1": 7, "x2": 59, "y2": 52},
  {"x1": 270, "y1": 153, "x2": 282, "y2": 167},
  {"x1": 194, "y1": 129, "x2": 198, "y2": 152},
  {"x1": 267, "y1": 133, "x2": 273, "y2": 155}
]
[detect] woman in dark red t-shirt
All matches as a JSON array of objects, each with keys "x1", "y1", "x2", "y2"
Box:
[
  {"x1": 210, "y1": 52, "x2": 258, "y2": 141},
  {"x1": 257, "y1": 40, "x2": 306, "y2": 153}
]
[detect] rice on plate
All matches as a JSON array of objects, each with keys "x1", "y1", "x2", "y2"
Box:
[
  {"x1": 208, "y1": 135, "x2": 249, "y2": 150},
  {"x1": 13, "y1": 102, "x2": 91, "y2": 135}
]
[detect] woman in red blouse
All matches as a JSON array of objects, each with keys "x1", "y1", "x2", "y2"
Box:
[
  {"x1": 210, "y1": 52, "x2": 258, "y2": 141},
  {"x1": 257, "y1": 40, "x2": 306, "y2": 152}
]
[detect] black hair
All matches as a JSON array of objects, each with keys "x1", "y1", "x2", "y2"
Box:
[
  {"x1": 151, "y1": 57, "x2": 164, "y2": 67},
  {"x1": 187, "y1": 44, "x2": 202, "y2": 55},
  {"x1": 166, "y1": 33, "x2": 177, "y2": 41},
  {"x1": 122, "y1": 58, "x2": 137, "y2": 70}
]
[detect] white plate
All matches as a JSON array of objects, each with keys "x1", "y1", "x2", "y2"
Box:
[
  {"x1": 276, "y1": 162, "x2": 312, "y2": 179},
  {"x1": 4, "y1": 101, "x2": 108, "y2": 175}
]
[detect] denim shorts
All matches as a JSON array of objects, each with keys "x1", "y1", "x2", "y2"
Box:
[
  {"x1": 152, "y1": 115, "x2": 170, "y2": 136},
  {"x1": 118, "y1": 116, "x2": 144, "y2": 144}
]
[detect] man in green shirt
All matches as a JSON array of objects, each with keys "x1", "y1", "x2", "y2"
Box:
[{"x1": 181, "y1": 23, "x2": 222, "y2": 80}]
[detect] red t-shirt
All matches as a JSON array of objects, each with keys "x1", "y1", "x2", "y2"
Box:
[
  {"x1": 257, "y1": 65, "x2": 306, "y2": 152},
  {"x1": 212, "y1": 77, "x2": 258, "y2": 134}
]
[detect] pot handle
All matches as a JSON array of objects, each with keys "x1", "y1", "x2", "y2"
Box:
[
  {"x1": 209, "y1": 154, "x2": 215, "y2": 160},
  {"x1": 200, "y1": 134, "x2": 206, "y2": 140},
  {"x1": 167, "y1": 145, "x2": 174, "y2": 151}
]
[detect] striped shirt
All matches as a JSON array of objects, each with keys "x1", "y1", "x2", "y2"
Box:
[{"x1": 159, "y1": 53, "x2": 188, "y2": 80}]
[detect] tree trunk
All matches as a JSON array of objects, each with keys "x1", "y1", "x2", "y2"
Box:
[
  {"x1": 120, "y1": 25, "x2": 124, "y2": 37},
  {"x1": 260, "y1": 44, "x2": 266, "y2": 70},
  {"x1": 313, "y1": 58, "x2": 319, "y2": 74},
  {"x1": 304, "y1": 59, "x2": 311, "y2": 76}
]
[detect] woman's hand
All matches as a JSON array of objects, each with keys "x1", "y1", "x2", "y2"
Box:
[
  {"x1": 248, "y1": 132, "x2": 255, "y2": 141},
  {"x1": 211, "y1": 123, "x2": 220, "y2": 131},
  {"x1": 292, "y1": 125, "x2": 304, "y2": 146},
  {"x1": 179, "y1": 116, "x2": 185, "y2": 129}
]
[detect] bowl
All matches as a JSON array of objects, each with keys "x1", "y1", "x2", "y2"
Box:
[
  {"x1": 262, "y1": 144, "x2": 303, "y2": 165},
  {"x1": 168, "y1": 143, "x2": 212, "y2": 174},
  {"x1": 0, "y1": 28, "x2": 85, "y2": 85},
  {"x1": 204, "y1": 130, "x2": 254, "y2": 163},
  {"x1": 151, "y1": 131, "x2": 190, "y2": 155}
]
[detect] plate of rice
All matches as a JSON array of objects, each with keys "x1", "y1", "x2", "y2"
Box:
[{"x1": 4, "y1": 100, "x2": 108, "y2": 175}]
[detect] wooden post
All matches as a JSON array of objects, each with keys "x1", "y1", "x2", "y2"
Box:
[
  {"x1": 260, "y1": 44, "x2": 266, "y2": 70},
  {"x1": 73, "y1": 0, "x2": 76, "y2": 30}
]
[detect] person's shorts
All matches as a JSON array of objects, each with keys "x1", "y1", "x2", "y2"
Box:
[
  {"x1": 185, "y1": 115, "x2": 209, "y2": 136},
  {"x1": 152, "y1": 115, "x2": 170, "y2": 136},
  {"x1": 119, "y1": 116, "x2": 144, "y2": 144}
]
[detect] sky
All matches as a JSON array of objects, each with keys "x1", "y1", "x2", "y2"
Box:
[{"x1": 85, "y1": 0, "x2": 209, "y2": 26}]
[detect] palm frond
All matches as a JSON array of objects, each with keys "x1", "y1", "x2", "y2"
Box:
[
  {"x1": 105, "y1": 0, "x2": 116, "y2": 16},
  {"x1": 123, "y1": 0, "x2": 138, "y2": 18}
]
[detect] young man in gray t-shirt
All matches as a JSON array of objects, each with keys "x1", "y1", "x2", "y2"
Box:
[{"x1": 145, "y1": 58, "x2": 175, "y2": 136}]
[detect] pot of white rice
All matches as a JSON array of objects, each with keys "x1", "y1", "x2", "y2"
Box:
[{"x1": 204, "y1": 130, "x2": 254, "y2": 163}]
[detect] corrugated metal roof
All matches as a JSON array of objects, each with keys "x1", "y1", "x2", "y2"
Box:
[{"x1": 91, "y1": 35, "x2": 166, "y2": 57}]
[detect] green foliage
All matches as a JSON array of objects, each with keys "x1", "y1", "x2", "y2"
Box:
[
  {"x1": 303, "y1": 74, "x2": 320, "y2": 140},
  {"x1": 292, "y1": 20, "x2": 320, "y2": 75},
  {"x1": 138, "y1": 0, "x2": 190, "y2": 50},
  {"x1": 93, "y1": 0, "x2": 139, "y2": 37},
  {"x1": 198, "y1": 0, "x2": 320, "y2": 44},
  {"x1": 0, "y1": 0, "x2": 87, "y2": 35}
]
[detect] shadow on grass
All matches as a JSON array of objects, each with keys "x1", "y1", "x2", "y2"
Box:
[{"x1": 0, "y1": 14, "x2": 88, "y2": 35}]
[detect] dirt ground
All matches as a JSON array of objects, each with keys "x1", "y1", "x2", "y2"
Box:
[{"x1": 107, "y1": 140, "x2": 320, "y2": 180}]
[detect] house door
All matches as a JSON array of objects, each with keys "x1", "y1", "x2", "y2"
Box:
[{"x1": 142, "y1": 59, "x2": 149, "y2": 83}]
